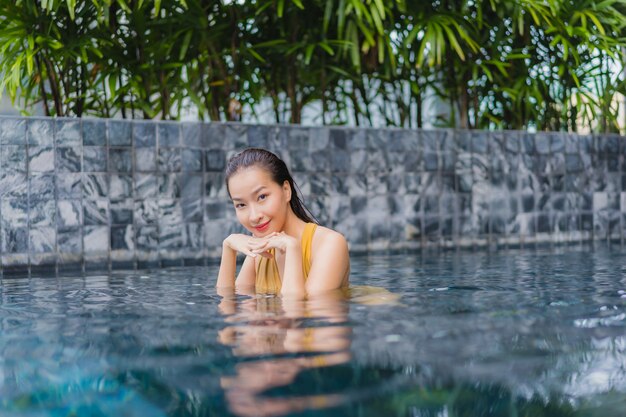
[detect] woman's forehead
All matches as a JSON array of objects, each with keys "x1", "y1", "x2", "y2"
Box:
[{"x1": 228, "y1": 166, "x2": 275, "y2": 192}]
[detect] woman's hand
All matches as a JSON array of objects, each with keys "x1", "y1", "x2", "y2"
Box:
[
  {"x1": 223, "y1": 234, "x2": 274, "y2": 259},
  {"x1": 248, "y1": 232, "x2": 300, "y2": 256}
]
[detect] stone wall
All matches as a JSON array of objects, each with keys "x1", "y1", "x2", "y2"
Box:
[{"x1": 0, "y1": 116, "x2": 624, "y2": 273}]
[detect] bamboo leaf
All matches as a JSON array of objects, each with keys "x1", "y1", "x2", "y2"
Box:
[
  {"x1": 441, "y1": 24, "x2": 464, "y2": 61},
  {"x1": 323, "y1": 0, "x2": 333, "y2": 33},
  {"x1": 278, "y1": 0, "x2": 285, "y2": 18},
  {"x1": 179, "y1": 31, "x2": 192, "y2": 60},
  {"x1": 318, "y1": 41, "x2": 334, "y2": 55},
  {"x1": 587, "y1": 12, "x2": 607, "y2": 35},
  {"x1": 248, "y1": 48, "x2": 266, "y2": 63},
  {"x1": 373, "y1": 0, "x2": 385, "y2": 19},
  {"x1": 66, "y1": 0, "x2": 76, "y2": 20},
  {"x1": 305, "y1": 44, "x2": 315, "y2": 64}
]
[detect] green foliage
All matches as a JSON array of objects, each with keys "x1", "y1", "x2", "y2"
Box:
[{"x1": 0, "y1": 0, "x2": 625, "y2": 131}]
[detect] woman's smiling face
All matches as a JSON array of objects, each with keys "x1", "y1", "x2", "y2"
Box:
[{"x1": 228, "y1": 166, "x2": 292, "y2": 237}]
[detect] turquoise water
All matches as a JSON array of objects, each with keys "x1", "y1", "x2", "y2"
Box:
[{"x1": 1, "y1": 246, "x2": 625, "y2": 416}]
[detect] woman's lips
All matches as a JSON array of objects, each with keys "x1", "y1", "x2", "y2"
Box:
[{"x1": 254, "y1": 221, "x2": 270, "y2": 232}]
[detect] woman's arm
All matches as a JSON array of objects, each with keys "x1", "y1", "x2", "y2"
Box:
[
  {"x1": 305, "y1": 233, "x2": 349, "y2": 295},
  {"x1": 216, "y1": 234, "x2": 262, "y2": 288}
]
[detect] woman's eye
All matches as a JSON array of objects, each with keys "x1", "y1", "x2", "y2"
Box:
[
  {"x1": 235, "y1": 203, "x2": 245, "y2": 209},
  {"x1": 258, "y1": 194, "x2": 267, "y2": 201}
]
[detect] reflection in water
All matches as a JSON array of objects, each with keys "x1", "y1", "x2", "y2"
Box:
[
  {"x1": 0, "y1": 249, "x2": 625, "y2": 416},
  {"x1": 216, "y1": 288, "x2": 353, "y2": 417}
]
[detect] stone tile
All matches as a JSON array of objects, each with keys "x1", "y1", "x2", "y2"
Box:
[
  {"x1": 56, "y1": 147, "x2": 82, "y2": 172},
  {"x1": 0, "y1": 117, "x2": 26, "y2": 145},
  {"x1": 182, "y1": 149, "x2": 203, "y2": 171},
  {"x1": 29, "y1": 199, "x2": 56, "y2": 227},
  {"x1": 109, "y1": 174, "x2": 133, "y2": 200},
  {"x1": 205, "y1": 149, "x2": 226, "y2": 172},
  {"x1": 309, "y1": 127, "x2": 330, "y2": 151},
  {"x1": 158, "y1": 199, "x2": 182, "y2": 225},
  {"x1": 57, "y1": 174, "x2": 81, "y2": 199},
  {"x1": 136, "y1": 225, "x2": 158, "y2": 251},
  {"x1": 83, "y1": 146, "x2": 108, "y2": 172},
  {"x1": 310, "y1": 174, "x2": 331, "y2": 196},
  {"x1": 204, "y1": 198, "x2": 227, "y2": 220},
  {"x1": 182, "y1": 198, "x2": 203, "y2": 222},
  {"x1": 180, "y1": 173, "x2": 203, "y2": 199},
  {"x1": 82, "y1": 174, "x2": 108, "y2": 198},
  {"x1": 2, "y1": 146, "x2": 27, "y2": 173},
  {"x1": 58, "y1": 200, "x2": 82, "y2": 227},
  {"x1": 133, "y1": 122, "x2": 156, "y2": 147},
  {"x1": 108, "y1": 120, "x2": 132, "y2": 146},
  {"x1": 182, "y1": 122, "x2": 201, "y2": 147},
  {"x1": 134, "y1": 173, "x2": 158, "y2": 199},
  {"x1": 158, "y1": 147, "x2": 182, "y2": 172},
  {"x1": 204, "y1": 172, "x2": 228, "y2": 199},
  {"x1": 1, "y1": 199, "x2": 28, "y2": 227},
  {"x1": 202, "y1": 124, "x2": 223, "y2": 149},
  {"x1": 346, "y1": 129, "x2": 367, "y2": 150},
  {"x1": 331, "y1": 175, "x2": 349, "y2": 196},
  {"x1": 84, "y1": 226, "x2": 109, "y2": 253},
  {"x1": 134, "y1": 199, "x2": 159, "y2": 225},
  {"x1": 111, "y1": 225, "x2": 135, "y2": 250},
  {"x1": 29, "y1": 227, "x2": 56, "y2": 253},
  {"x1": 109, "y1": 148, "x2": 132, "y2": 172},
  {"x1": 28, "y1": 146, "x2": 55, "y2": 173},
  {"x1": 0, "y1": 173, "x2": 28, "y2": 199},
  {"x1": 471, "y1": 132, "x2": 489, "y2": 154},
  {"x1": 423, "y1": 152, "x2": 439, "y2": 172},
  {"x1": 82, "y1": 119, "x2": 107, "y2": 146},
  {"x1": 57, "y1": 227, "x2": 82, "y2": 254},
  {"x1": 293, "y1": 173, "x2": 311, "y2": 196},
  {"x1": 330, "y1": 149, "x2": 351, "y2": 173},
  {"x1": 224, "y1": 124, "x2": 248, "y2": 150},
  {"x1": 27, "y1": 118, "x2": 54, "y2": 146},
  {"x1": 84, "y1": 199, "x2": 109, "y2": 225},
  {"x1": 30, "y1": 174, "x2": 55, "y2": 200},
  {"x1": 111, "y1": 199, "x2": 134, "y2": 225},
  {"x1": 366, "y1": 150, "x2": 388, "y2": 172},
  {"x1": 158, "y1": 122, "x2": 180, "y2": 147},
  {"x1": 309, "y1": 149, "x2": 330, "y2": 172},
  {"x1": 182, "y1": 223, "x2": 204, "y2": 250},
  {"x1": 55, "y1": 119, "x2": 81, "y2": 147},
  {"x1": 158, "y1": 174, "x2": 180, "y2": 198},
  {"x1": 285, "y1": 127, "x2": 310, "y2": 150},
  {"x1": 1, "y1": 226, "x2": 29, "y2": 253},
  {"x1": 134, "y1": 148, "x2": 157, "y2": 172},
  {"x1": 159, "y1": 224, "x2": 183, "y2": 249}
]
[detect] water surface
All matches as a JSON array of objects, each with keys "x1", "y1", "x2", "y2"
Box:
[{"x1": 1, "y1": 246, "x2": 625, "y2": 416}]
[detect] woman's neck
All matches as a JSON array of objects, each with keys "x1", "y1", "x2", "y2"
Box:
[{"x1": 281, "y1": 210, "x2": 306, "y2": 238}]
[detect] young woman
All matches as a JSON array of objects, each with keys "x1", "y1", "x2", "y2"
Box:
[{"x1": 216, "y1": 148, "x2": 350, "y2": 297}]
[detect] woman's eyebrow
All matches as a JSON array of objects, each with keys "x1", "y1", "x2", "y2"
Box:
[{"x1": 231, "y1": 186, "x2": 268, "y2": 201}]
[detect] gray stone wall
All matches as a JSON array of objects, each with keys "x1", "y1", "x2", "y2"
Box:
[{"x1": 0, "y1": 116, "x2": 624, "y2": 273}]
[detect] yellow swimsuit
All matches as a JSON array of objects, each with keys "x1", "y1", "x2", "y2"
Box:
[{"x1": 255, "y1": 223, "x2": 317, "y2": 293}]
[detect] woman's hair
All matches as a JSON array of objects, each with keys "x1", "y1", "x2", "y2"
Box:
[{"x1": 225, "y1": 148, "x2": 318, "y2": 224}]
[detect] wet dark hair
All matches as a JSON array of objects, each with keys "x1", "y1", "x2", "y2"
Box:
[{"x1": 225, "y1": 148, "x2": 318, "y2": 224}]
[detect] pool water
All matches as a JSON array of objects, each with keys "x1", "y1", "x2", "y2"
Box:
[{"x1": 1, "y1": 246, "x2": 625, "y2": 416}]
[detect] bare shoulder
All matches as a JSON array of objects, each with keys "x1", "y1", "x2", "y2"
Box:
[{"x1": 312, "y1": 225, "x2": 348, "y2": 251}]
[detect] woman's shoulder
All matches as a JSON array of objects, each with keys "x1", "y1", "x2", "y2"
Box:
[{"x1": 312, "y1": 224, "x2": 348, "y2": 249}]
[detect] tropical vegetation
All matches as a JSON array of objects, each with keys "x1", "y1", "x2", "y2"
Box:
[{"x1": 1, "y1": 0, "x2": 625, "y2": 132}]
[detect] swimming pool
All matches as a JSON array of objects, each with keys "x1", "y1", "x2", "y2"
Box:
[{"x1": 0, "y1": 245, "x2": 625, "y2": 416}]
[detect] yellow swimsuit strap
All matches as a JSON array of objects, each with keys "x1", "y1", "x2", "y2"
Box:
[{"x1": 301, "y1": 222, "x2": 317, "y2": 278}]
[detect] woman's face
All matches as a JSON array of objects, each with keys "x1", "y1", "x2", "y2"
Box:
[{"x1": 228, "y1": 166, "x2": 291, "y2": 237}]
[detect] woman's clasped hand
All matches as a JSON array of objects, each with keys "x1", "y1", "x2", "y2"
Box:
[{"x1": 224, "y1": 232, "x2": 298, "y2": 259}]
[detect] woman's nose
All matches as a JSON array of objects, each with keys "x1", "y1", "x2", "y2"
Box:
[{"x1": 248, "y1": 204, "x2": 262, "y2": 222}]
